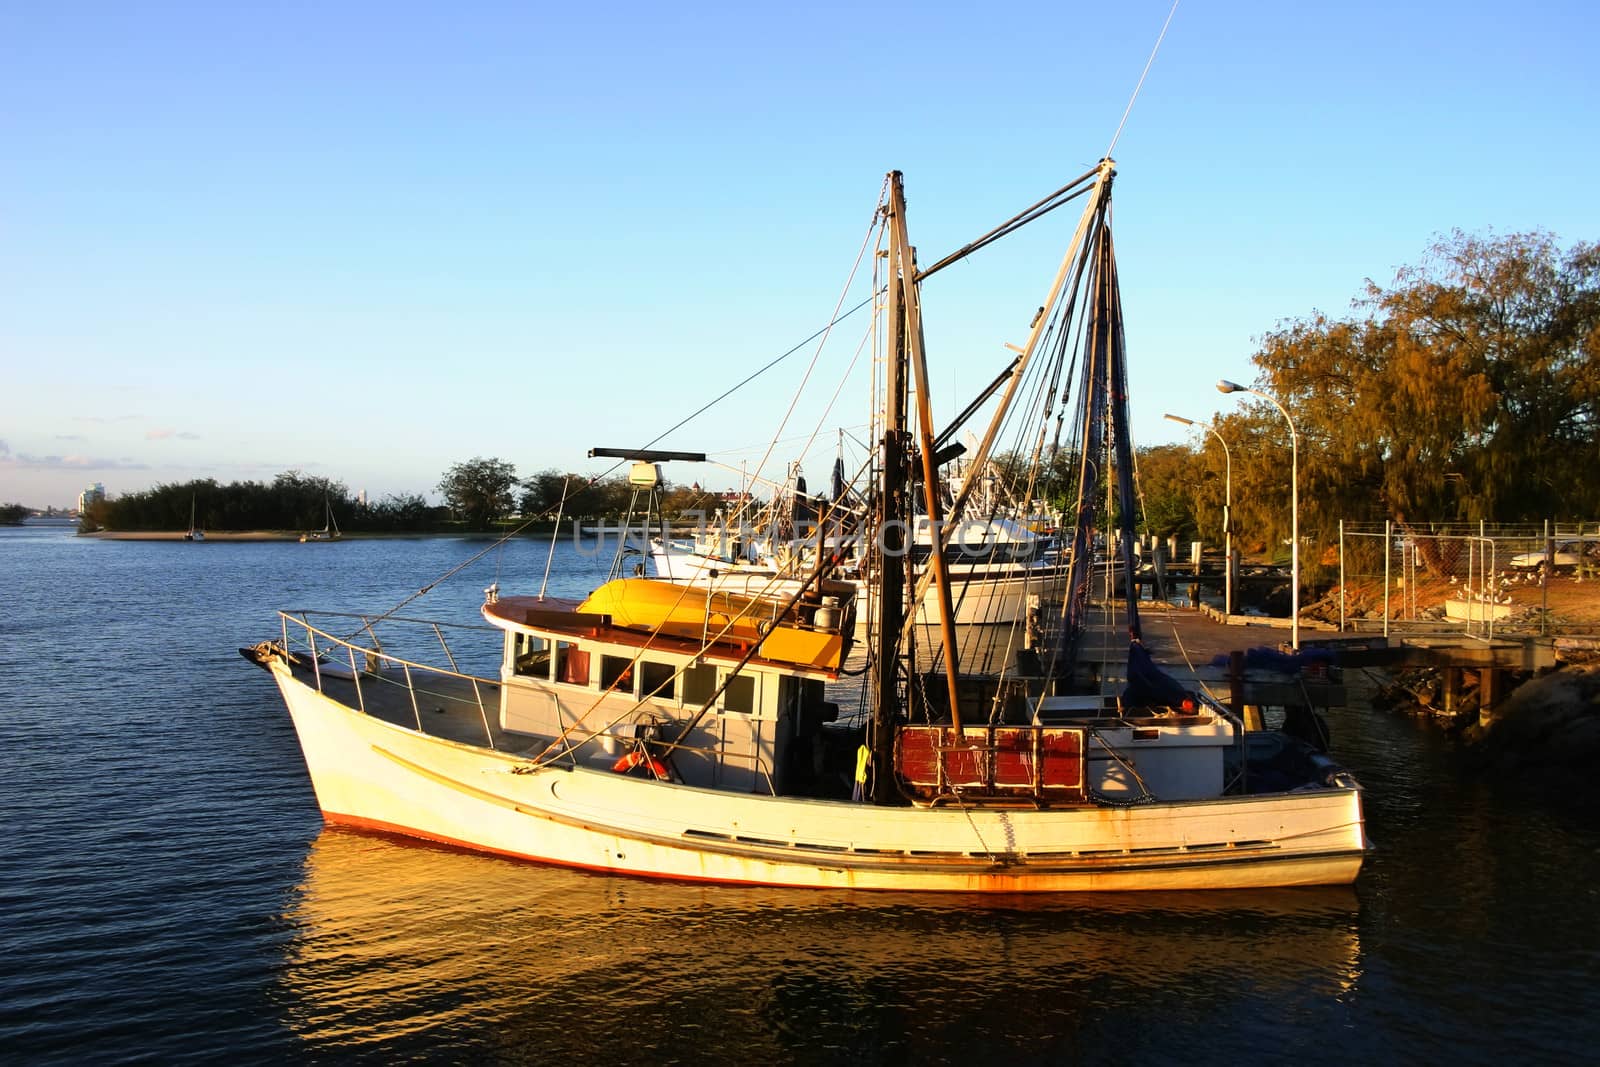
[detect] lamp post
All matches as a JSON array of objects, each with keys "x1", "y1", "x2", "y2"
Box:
[
  {"x1": 1164, "y1": 412, "x2": 1232, "y2": 617},
  {"x1": 1216, "y1": 379, "x2": 1299, "y2": 649}
]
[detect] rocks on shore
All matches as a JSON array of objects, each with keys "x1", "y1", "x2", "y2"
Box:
[{"x1": 1467, "y1": 665, "x2": 1600, "y2": 772}]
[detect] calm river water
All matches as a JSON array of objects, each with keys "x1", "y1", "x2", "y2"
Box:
[{"x1": 3, "y1": 523, "x2": 1599, "y2": 1063}]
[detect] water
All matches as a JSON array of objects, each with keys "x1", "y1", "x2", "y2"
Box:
[{"x1": 4, "y1": 524, "x2": 1598, "y2": 1063}]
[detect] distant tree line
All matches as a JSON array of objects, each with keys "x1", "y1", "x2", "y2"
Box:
[
  {"x1": 82, "y1": 472, "x2": 442, "y2": 534},
  {"x1": 1, "y1": 503, "x2": 28, "y2": 525},
  {"x1": 79, "y1": 463, "x2": 723, "y2": 535}
]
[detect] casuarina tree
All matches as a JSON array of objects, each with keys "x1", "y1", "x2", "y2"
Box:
[{"x1": 439, "y1": 457, "x2": 519, "y2": 531}]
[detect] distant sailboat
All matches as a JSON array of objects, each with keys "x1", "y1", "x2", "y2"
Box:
[
  {"x1": 184, "y1": 495, "x2": 205, "y2": 542},
  {"x1": 300, "y1": 496, "x2": 341, "y2": 543}
]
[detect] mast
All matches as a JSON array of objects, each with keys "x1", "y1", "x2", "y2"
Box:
[
  {"x1": 887, "y1": 177, "x2": 966, "y2": 735},
  {"x1": 869, "y1": 173, "x2": 912, "y2": 805},
  {"x1": 891, "y1": 159, "x2": 1117, "y2": 655},
  {"x1": 1095, "y1": 224, "x2": 1144, "y2": 642}
]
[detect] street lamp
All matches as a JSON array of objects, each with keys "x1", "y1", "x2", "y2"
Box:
[
  {"x1": 1216, "y1": 378, "x2": 1300, "y2": 649},
  {"x1": 1164, "y1": 412, "x2": 1233, "y2": 617}
]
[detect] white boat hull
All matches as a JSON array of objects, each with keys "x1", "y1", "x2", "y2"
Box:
[
  {"x1": 911, "y1": 565, "x2": 1067, "y2": 626},
  {"x1": 650, "y1": 545, "x2": 1065, "y2": 625},
  {"x1": 271, "y1": 659, "x2": 1367, "y2": 892},
  {"x1": 1443, "y1": 597, "x2": 1512, "y2": 622}
]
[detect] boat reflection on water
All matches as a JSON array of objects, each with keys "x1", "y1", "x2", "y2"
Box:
[{"x1": 277, "y1": 828, "x2": 1364, "y2": 1059}]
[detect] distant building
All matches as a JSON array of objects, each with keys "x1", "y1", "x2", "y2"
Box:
[{"x1": 77, "y1": 482, "x2": 106, "y2": 513}]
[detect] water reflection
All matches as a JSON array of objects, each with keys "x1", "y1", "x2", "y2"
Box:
[{"x1": 278, "y1": 828, "x2": 1363, "y2": 1061}]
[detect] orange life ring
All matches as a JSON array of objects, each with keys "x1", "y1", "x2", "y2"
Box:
[{"x1": 611, "y1": 750, "x2": 671, "y2": 779}]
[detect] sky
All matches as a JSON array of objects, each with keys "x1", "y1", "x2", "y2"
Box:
[{"x1": 2, "y1": 0, "x2": 1596, "y2": 509}]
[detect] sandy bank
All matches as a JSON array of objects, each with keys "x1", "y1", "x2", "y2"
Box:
[{"x1": 81, "y1": 531, "x2": 308, "y2": 542}]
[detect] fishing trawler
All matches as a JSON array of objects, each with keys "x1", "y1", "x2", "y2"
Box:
[
  {"x1": 649, "y1": 512, "x2": 1064, "y2": 626},
  {"x1": 646, "y1": 458, "x2": 1067, "y2": 626},
  {"x1": 245, "y1": 161, "x2": 1367, "y2": 891}
]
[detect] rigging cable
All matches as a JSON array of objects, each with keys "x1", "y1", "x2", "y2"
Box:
[
  {"x1": 1105, "y1": 0, "x2": 1182, "y2": 159},
  {"x1": 352, "y1": 290, "x2": 878, "y2": 629},
  {"x1": 916, "y1": 171, "x2": 1100, "y2": 281}
]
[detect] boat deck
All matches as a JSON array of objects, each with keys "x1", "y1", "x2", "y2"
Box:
[
  {"x1": 286, "y1": 658, "x2": 533, "y2": 754},
  {"x1": 279, "y1": 595, "x2": 1285, "y2": 764}
]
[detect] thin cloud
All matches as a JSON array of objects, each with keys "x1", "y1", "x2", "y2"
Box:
[
  {"x1": 145, "y1": 428, "x2": 203, "y2": 441},
  {"x1": 0, "y1": 452, "x2": 150, "y2": 471}
]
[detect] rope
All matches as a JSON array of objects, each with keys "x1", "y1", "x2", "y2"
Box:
[{"x1": 1160, "y1": 613, "x2": 1225, "y2": 705}]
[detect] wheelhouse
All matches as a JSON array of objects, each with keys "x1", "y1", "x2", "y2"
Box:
[{"x1": 483, "y1": 594, "x2": 846, "y2": 797}]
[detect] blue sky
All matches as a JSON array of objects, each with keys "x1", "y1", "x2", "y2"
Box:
[{"x1": 3, "y1": 0, "x2": 1595, "y2": 509}]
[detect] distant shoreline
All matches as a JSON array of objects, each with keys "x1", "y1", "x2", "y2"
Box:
[
  {"x1": 81, "y1": 530, "x2": 323, "y2": 542},
  {"x1": 76, "y1": 525, "x2": 571, "y2": 541}
]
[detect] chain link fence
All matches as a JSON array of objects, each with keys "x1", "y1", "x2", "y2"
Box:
[{"x1": 1332, "y1": 522, "x2": 1600, "y2": 637}]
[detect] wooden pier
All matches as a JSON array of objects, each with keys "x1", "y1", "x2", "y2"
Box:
[
  {"x1": 876, "y1": 591, "x2": 1561, "y2": 742},
  {"x1": 1085, "y1": 601, "x2": 1556, "y2": 726},
  {"x1": 909, "y1": 598, "x2": 1559, "y2": 729}
]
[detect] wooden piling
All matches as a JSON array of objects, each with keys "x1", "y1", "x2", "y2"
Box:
[{"x1": 1478, "y1": 668, "x2": 1499, "y2": 726}]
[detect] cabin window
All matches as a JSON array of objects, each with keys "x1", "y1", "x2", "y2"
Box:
[
  {"x1": 640, "y1": 661, "x2": 676, "y2": 701},
  {"x1": 600, "y1": 654, "x2": 635, "y2": 694},
  {"x1": 723, "y1": 672, "x2": 756, "y2": 715},
  {"x1": 554, "y1": 643, "x2": 590, "y2": 686},
  {"x1": 513, "y1": 634, "x2": 550, "y2": 677},
  {"x1": 681, "y1": 663, "x2": 716, "y2": 706}
]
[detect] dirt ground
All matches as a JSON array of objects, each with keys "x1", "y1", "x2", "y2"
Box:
[{"x1": 1315, "y1": 572, "x2": 1600, "y2": 634}]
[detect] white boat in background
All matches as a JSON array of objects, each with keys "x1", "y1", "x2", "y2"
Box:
[
  {"x1": 247, "y1": 161, "x2": 1367, "y2": 892},
  {"x1": 650, "y1": 512, "x2": 1067, "y2": 626}
]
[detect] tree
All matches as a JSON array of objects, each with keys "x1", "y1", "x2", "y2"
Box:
[
  {"x1": 519, "y1": 469, "x2": 570, "y2": 517},
  {"x1": 271, "y1": 471, "x2": 348, "y2": 531},
  {"x1": 1131, "y1": 444, "x2": 1199, "y2": 542},
  {"x1": 354, "y1": 492, "x2": 436, "y2": 532},
  {"x1": 0, "y1": 503, "x2": 28, "y2": 525},
  {"x1": 439, "y1": 457, "x2": 519, "y2": 531},
  {"x1": 1246, "y1": 230, "x2": 1600, "y2": 574}
]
